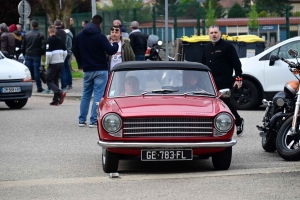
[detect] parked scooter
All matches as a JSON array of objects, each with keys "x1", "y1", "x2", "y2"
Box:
[{"x1": 145, "y1": 35, "x2": 163, "y2": 61}]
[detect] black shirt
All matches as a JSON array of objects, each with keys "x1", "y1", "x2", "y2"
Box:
[{"x1": 201, "y1": 39, "x2": 242, "y2": 87}]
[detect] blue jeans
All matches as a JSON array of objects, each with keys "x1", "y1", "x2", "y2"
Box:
[
  {"x1": 25, "y1": 55, "x2": 42, "y2": 89},
  {"x1": 61, "y1": 54, "x2": 72, "y2": 89},
  {"x1": 135, "y1": 55, "x2": 145, "y2": 61},
  {"x1": 79, "y1": 71, "x2": 108, "y2": 124}
]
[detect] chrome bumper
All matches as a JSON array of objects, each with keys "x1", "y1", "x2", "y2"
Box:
[{"x1": 97, "y1": 139, "x2": 237, "y2": 148}]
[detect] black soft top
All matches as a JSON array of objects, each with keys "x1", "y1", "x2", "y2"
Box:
[{"x1": 112, "y1": 61, "x2": 210, "y2": 71}]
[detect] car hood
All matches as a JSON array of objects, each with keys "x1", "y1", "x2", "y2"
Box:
[
  {"x1": 0, "y1": 58, "x2": 27, "y2": 79},
  {"x1": 111, "y1": 96, "x2": 226, "y2": 116}
]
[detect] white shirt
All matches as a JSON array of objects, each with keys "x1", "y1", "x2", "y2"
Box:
[{"x1": 110, "y1": 41, "x2": 122, "y2": 70}]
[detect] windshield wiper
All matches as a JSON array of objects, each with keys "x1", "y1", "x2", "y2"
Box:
[
  {"x1": 152, "y1": 89, "x2": 179, "y2": 94},
  {"x1": 184, "y1": 89, "x2": 215, "y2": 96}
]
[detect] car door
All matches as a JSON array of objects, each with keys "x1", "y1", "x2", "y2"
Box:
[{"x1": 263, "y1": 41, "x2": 300, "y2": 92}]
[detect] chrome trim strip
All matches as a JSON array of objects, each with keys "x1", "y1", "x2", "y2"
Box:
[
  {"x1": 97, "y1": 139, "x2": 237, "y2": 148},
  {"x1": 123, "y1": 132, "x2": 212, "y2": 134},
  {"x1": 123, "y1": 122, "x2": 213, "y2": 124},
  {"x1": 124, "y1": 127, "x2": 213, "y2": 130}
]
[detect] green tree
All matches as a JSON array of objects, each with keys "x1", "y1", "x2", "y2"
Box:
[
  {"x1": 242, "y1": 0, "x2": 252, "y2": 15},
  {"x1": 255, "y1": 0, "x2": 292, "y2": 17},
  {"x1": 258, "y1": 11, "x2": 268, "y2": 17},
  {"x1": 206, "y1": 0, "x2": 216, "y2": 28},
  {"x1": 39, "y1": 0, "x2": 90, "y2": 28},
  {"x1": 248, "y1": 4, "x2": 259, "y2": 31},
  {"x1": 228, "y1": 3, "x2": 246, "y2": 18},
  {"x1": 203, "y1": 0, "x2": 225, "y2": 18},
  {"x1": 103, "y1": 0, "x2": 151, "y2": 22}
]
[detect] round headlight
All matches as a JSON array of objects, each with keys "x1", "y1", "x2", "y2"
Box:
[
  {"x1": 214, "y1": 113, "x2": 233, "y2": 132},
  {"x1": 102, "y1": 113, "x2": 122, "y2": 133}
]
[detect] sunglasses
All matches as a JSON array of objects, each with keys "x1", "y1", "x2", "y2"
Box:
[{"x1": 111, "y1": 28, "x2": 120, "y2": 32}]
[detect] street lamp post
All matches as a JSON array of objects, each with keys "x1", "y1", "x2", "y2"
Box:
[
  {"x1": 165, "y1": 0, "x2": 169, "y2": 61},
  {"x1": 92, "y1": 0, "x2": 96, "y2": 16}
]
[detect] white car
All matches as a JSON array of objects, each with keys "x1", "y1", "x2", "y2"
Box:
[
  {"x1": 0, "y1": 51, "x2": 32, "y2": 109},
  {"x1": 232, "y1": 36, "x2": 300, "y2": 110}
]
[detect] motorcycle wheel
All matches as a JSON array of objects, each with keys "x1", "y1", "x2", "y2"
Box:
[
  {"x1": 276, "y1": 117, "x2": 300, "y2": 161},
  {"x1": 261, "y1": 137, "x2": 276, "y2": 152}
]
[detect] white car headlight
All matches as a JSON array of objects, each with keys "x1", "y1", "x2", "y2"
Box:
[
  {"x1": 214, "y1": 113, "x2": 233, "y2": 135},
  {"x1": 24, "y1": 68, "x2": 31, "y2": 79},
  {"x1": 102, "y1": 113, "x2": 122, "y2": 134}
]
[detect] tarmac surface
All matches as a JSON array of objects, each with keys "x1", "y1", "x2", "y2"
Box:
[{"x1": 31, "y1": 78, "x2": 84, "y2": 99}]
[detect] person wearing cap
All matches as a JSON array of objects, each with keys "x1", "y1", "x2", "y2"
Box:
[
  {"x1": 129, "y1": 21, "x2": 148, "y2": 61},
  {"x1": 107, "y1": 25, "x2": 135, "y2": 71},
  {"x1": 113, "y1": 19, "x2": 128, "y2": 38},
  {"x1": 9, "y1": 24, "x2": 22, "y2": 60},
  {"x1": 21, "y1": 20, "x2": 46, "y2": 92}
]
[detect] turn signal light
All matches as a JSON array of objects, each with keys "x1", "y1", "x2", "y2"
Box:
[{"x1": 294, "y1": 69, "x2": 299, "y2": 74}]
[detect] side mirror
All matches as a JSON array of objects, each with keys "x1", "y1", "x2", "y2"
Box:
[
  {"x1": 157, "y1": 41, "x2": 163, "y2": 46},
  {"x1": 219, "y1": 88, "x2": 231, "y2": 98},
  {"x1": 269, "y1": 55, "x2": 279, "y2": 66},
  {"x1": 288, "y1": 49, "x2": 298, "y2": 58}
]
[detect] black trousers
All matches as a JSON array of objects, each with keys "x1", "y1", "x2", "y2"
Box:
[
  {"x1": 217, "y1": 83, "x2": 242, "y2": 125},
  {"x1": 47, "y1": 63, "x2": 63, "y2": 102}
]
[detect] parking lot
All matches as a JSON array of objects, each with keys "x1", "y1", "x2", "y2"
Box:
[{"x1": 1, "y1": 95, "x2": 300, "y2": 199}]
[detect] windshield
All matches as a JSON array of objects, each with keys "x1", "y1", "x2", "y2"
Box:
[{"x1": 108, "y1": 69, "x2": 216, "y2": 97}]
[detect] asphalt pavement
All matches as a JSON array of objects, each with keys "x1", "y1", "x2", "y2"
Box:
[{"x1": 31, "y1": 78, "x2": 84, "y2": 99}]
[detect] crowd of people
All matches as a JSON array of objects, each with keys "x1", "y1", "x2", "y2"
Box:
[{"x1": 0, "y1": 15, "x2": 244, "y2": 135}]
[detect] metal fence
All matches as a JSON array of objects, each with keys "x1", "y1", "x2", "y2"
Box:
[{"x1": 32, "y1": 3, "x2": 300, "y2": 45}]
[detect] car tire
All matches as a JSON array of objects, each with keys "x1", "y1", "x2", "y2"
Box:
[
  {"x1": 231, "y1": 79, "x2": 260, "y2": 110},
  {"x1": 212, "y1": 147, "x2": 232, "y2": 170},
  {"x1": 262, "y1": 137, "x2": 277, "y2": 152},
  {"x1": 102, "y1": 149, "x2": 119, "y2": 173},
  {"x1": 5, "y1": 99, "x2": 28, "y2": 109}
]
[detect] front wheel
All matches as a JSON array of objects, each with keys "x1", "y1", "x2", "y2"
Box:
[
  {"x1": 276, "y1": 117, "x2": 300, "y2": 161},
  {"x1": 5, "y1": 99, "x2": 28, "y2": 109},
  {"x1": 231, "y1": 79, "x2": 260, "y2": 110},
  {"x1": 212, "y1": 147, "x2": 232, "y2": 170},
  {"x1": 102, "y1": 149, "x2": 119, "y2": 173}
]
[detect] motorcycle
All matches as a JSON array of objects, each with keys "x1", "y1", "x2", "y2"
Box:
[
  {"x1": 275, "y1": 49, "x2": 300, "y2": 161},
  {"x1": 257, "y1": 50, "x2": 297, "y2": 153},
  {"x1": 145, "y1": 35, "x2": 163, "y2": 61}
]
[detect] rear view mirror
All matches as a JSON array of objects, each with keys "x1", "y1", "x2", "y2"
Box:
[
  {"x1": 219, "y1": 88, "x2": 231, "y2": 98},
  {"x1": 269, "y1": 55, "x2": 279, "y2": 66},
  {"x1": 288, "y1": 49, "x2": 298, "y2": 58}
]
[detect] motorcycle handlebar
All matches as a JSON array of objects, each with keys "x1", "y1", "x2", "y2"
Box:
[{"x1": 281, "y1": 57, "x2": 298, "y2": 69}]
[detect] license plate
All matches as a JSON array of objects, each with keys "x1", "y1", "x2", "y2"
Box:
[
  {"x1": 1, "y1": 87, "x2": 21, "y2": 93},
  {"x1": 141, "y1": 149, "x2": 193, "y2": 161}
]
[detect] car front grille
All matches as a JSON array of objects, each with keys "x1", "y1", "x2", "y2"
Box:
[{"x1": 123, "y1": 117, "x2": 213, "y2": 137}]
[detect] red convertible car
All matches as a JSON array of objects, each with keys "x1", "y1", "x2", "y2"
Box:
[{"x1": 97, "y1": 61, "x2": 237, "y2": 173}]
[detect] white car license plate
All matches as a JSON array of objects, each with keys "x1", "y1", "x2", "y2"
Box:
[
  {"x1": 141, "y1": 149, "x2": 193, "y2": 161},
  {"x1": 1, "y1": 87, "x2": 21, "y2": 93}
]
